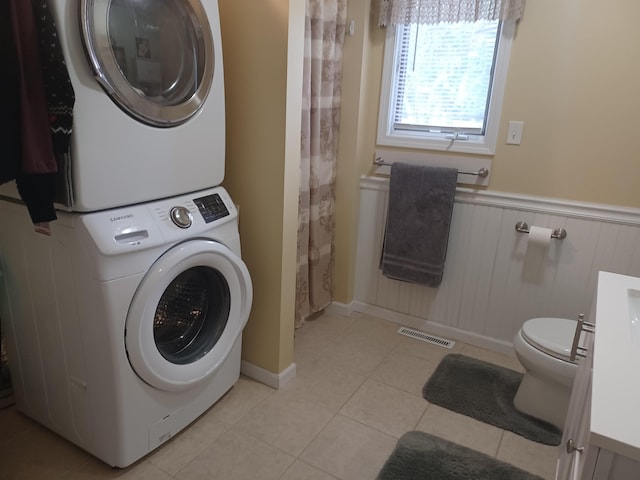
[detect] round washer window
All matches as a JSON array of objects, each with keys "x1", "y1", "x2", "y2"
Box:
[
  {"x1": 154, "y1": 266, "x2": 230, "y2": 364},
  {"x1": 80, "y1": 0, "x2": 214, "y2": 126},
  {"x1": 125, "y1": 239, "x2": 253, "y2": 392}
]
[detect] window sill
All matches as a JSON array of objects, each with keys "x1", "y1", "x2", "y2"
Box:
[{"x1": 377, "y1": 132, "x2": 497, "y2": 156}]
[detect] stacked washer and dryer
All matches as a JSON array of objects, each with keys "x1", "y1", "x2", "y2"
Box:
[{"x1": 0, "y1": 0, "x2": 252, "y2": 468}]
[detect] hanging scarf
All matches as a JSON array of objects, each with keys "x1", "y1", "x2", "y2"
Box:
[
  {"x1": 31, "y1": 0, "x2": 75, "y2": 209},
  {"x1": 31, "y1": 0, "x2": 75, "y2": 155}
]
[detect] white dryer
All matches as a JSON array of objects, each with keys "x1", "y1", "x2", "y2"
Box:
[
  {"x1": 1, "y1": 0, "x2": 226, "y2": 212},
  {"x1": 0, "y1": 186, "x2": 252, "y2": 467}
]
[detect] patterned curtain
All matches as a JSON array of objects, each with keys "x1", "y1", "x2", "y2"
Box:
[
  {"x1": 295, "y1": 0, "x2": 347, "y2": 328},
  {"x1": 378, "y1": 0, "x2": 526, "y2": 26}
]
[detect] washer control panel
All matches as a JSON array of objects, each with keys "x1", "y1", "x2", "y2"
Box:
[
  {"x1": 193, "y1": 193, "x2": 230, "y2": 223},
  {"x1": 80, "y1": 186, "x2": 238, "y2": 256}
]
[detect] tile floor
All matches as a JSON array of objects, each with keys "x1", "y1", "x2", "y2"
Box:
[{"x1": 0, "y1": 311, "x2": 558, "y2": 480}]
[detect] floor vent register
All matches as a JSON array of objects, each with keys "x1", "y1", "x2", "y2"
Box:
[{"x1": 396, "y1": 327, "x2": 455, "y2": 349}]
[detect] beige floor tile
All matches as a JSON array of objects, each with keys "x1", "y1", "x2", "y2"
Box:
[
  {"x1": 283, "y1": 358, "x2": 366, "y2": 412},
  {"x1": 278, "y1": 460, "x2": 339, "y2": 480},
  {"x1": 176, "y1": 428, "x2": 294, "y2": 480},
  {"x1": 113, "y1": 462, "x2": 175, "y2": 480},
  {"x1": 496, "y1": 431, "x2": 558, "y2": 480},
  {"x1": 206, "y1": 375, "x2": 274, "y2": 425},
  {"x1": 299, "y1": 415, "x2": 397, "y2": 480},
  {"x1": 57, "y1": 457, "x2": 127, "y2": 480},
  {"x1": 337, "y1": 314, "x2": 402, "y2": 353},
  {"x1": 2, "y1": 311, "x2": 554, "y2": 480},
  {"x1": 148, "y1": 409, "x2": 231, "y2": 475},
  {"x1": 343, "y1": 311, "x2": 399, "y2": 332},
  {"x1": 460, "y1": 343, "x2": 524, "y2": 372},
  {"x1": 235, "y1": 389, "x2": 335, "y2": 457},
  {"x1": 370, "y1": 350, "x2": 441, "y2": 396},
  {"x1": 415, "y1": 403, "x2": 503, "y2": 457},
  {"x1": 312, "y1": 340, "x2": 386, "y2": 377},
  {"x1": 2, "y1": 424, "x2": 92, "y2": 480},
  {"x1": 0, "y1": 407, "x2": 38, "y2": 448},
  {"x1": 339, "y1": 379, "x2": 427, "y2": 438},
  {"x1": 296, "y1": 312, "x2": 352, "y2": 345},
  {"x1": 294, "y1": 314, "x2": 353, "y2": 368},
  {"x1": 60, "y1": 459, "x2": 174, "y2": 480}
]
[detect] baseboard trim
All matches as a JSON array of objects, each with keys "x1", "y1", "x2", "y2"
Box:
[
  {"x1": 240, "y1": 360, "x2": 296, "y2": 389},
  {"x1": 325, "y1": 301, "x2": 356, "y2": 316},
  {"x1": 350, "y1": 301, "x2": 515, "y2": 356}
]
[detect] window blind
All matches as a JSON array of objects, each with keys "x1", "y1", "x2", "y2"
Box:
[{"x1": 391, "y1": 20, "x2": 500, "y2": 134}]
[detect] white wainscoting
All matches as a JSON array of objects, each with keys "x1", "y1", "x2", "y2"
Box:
[{"x1": 354, "y1": 176, "x2": 640, "y2": 353}]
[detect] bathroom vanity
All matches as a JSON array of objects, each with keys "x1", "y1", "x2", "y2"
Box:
[{"x1": 557, "y1": 271, "x2": 640, "y2": 480}]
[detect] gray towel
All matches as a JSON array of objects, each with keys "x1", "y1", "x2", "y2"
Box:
[{"x1": 381, "y1": 163, "x2": 457, "y2": 286}]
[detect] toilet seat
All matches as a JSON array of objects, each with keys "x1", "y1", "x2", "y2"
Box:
[{"x1": 521, "y1": 317, "x2": 577, "y2": 362}]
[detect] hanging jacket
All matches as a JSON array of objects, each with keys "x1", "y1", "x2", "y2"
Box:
[{"x1": 1, "y1": 0, "x2": 74, "y2": 225}]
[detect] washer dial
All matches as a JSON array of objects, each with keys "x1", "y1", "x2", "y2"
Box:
[{"x1": 169, "y1": 206, "x2": 193, "y2": 229}]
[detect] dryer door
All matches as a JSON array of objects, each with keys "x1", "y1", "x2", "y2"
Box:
[
  {"x1": 125, "y1": 240, "x2": 252, "y2": 392},
  {"x1": 80, "y1": 0, "x2": 214, "y2": 127}
]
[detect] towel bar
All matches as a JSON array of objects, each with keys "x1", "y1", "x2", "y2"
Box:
[
  {"x1": 373, "y1": 157, "x2": 489, "y2": 178},
  {"x1": 515, "y1": 221, "x2": 567, "y2": 240}
]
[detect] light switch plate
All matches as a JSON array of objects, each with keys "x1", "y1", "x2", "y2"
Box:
[{"x1": 506, "y1": 121, "x2": 524, "y2": 145}]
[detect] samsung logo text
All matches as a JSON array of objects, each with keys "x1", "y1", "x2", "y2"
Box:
[{"x1": 110, "y1": 214, "x2": 134, "y2": 222}]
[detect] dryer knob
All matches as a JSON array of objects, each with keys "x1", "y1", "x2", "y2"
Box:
[{"x1": 169, "y1": 206, "x2": 193, "y2": 229}]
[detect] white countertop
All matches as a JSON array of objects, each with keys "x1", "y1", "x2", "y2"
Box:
[{"x1": 591, "y1": 271, "x2": 640, "y2": 461}]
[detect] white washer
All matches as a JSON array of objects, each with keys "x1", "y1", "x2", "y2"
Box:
[
  {"x1": 0, "y1": 186, "x2": 252, "y2": 467},
  {"x1": 0, "y1": 0, "x2": 226, "y2": 212}
]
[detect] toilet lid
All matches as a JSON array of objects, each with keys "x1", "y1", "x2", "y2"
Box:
[{"x1": 521, "y1": 317, "x2": 577, "y2": 361}]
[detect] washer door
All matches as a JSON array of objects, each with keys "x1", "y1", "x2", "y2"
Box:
[
  {"x1": 80, "y1": 0, "x2": 214, "y2": 127},
  {"x1": 126, "y1": 240, "x2": 252, "y2": 392}
]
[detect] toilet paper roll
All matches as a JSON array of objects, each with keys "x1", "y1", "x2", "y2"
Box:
[{"x1": 528, "y1": 226, "x2": 552, "y2": 248}]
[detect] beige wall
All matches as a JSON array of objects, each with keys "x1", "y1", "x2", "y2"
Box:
[
  {"x1": 334, "y1": 1, "x2": 374, "y2": 307},
  {"x1": 218, "y1": 0, "x2": 301, "y2": 374},
  {"x1": 493, "y1": 0, "x2": 640, "y2": 205},
  {"x1": 218, "y1": 0, "x2": 640, "y2": 366},
  {"x1": 333, "y1": 0, "x2": 640, "y2": 303}
]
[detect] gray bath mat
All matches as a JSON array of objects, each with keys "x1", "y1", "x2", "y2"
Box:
[
  {"x1": 422, "y1": 354, "x2": 561, "y2": 446},
  {"x1": 377, "y1": 431, "x2": 544, "y2": 480}
]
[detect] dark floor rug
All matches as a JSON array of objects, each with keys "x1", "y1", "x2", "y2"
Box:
[
  {"x1": 377, "y1": 431, "x2": 544, "y2": 480},
  {"x1": 422, "y1": 353, "x2": 561, "y2": 446}
]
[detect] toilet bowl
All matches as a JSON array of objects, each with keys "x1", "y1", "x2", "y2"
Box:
[{"x1": 513, "y1": 317, "x2": 579, "y2": 430}]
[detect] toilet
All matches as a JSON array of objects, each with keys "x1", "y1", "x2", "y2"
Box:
[{"x1": 513, "y1": 317, "x2": 579, "y2": 430}]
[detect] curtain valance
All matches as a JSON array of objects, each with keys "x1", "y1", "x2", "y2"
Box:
[{"x1": 378, "y1": 0, "x2": 526, "y2": 27}]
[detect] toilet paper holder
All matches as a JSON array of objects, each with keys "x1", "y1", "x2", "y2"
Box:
[{"x1": 515, "y1": 221, "x2": 567, "y2": 240}]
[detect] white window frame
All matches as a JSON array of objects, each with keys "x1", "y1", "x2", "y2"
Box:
[{"x1": 377, "y1": 20, "x2": 515, "y2": 156}]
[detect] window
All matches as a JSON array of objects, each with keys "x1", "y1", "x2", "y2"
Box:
[{"x1": 377, "y1": 19, "x2": 515, "y2": 155}]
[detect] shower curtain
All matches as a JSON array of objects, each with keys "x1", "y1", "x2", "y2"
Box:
[{"x1": 295, "y1": 0, "x2": 347, "y2": 328}]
